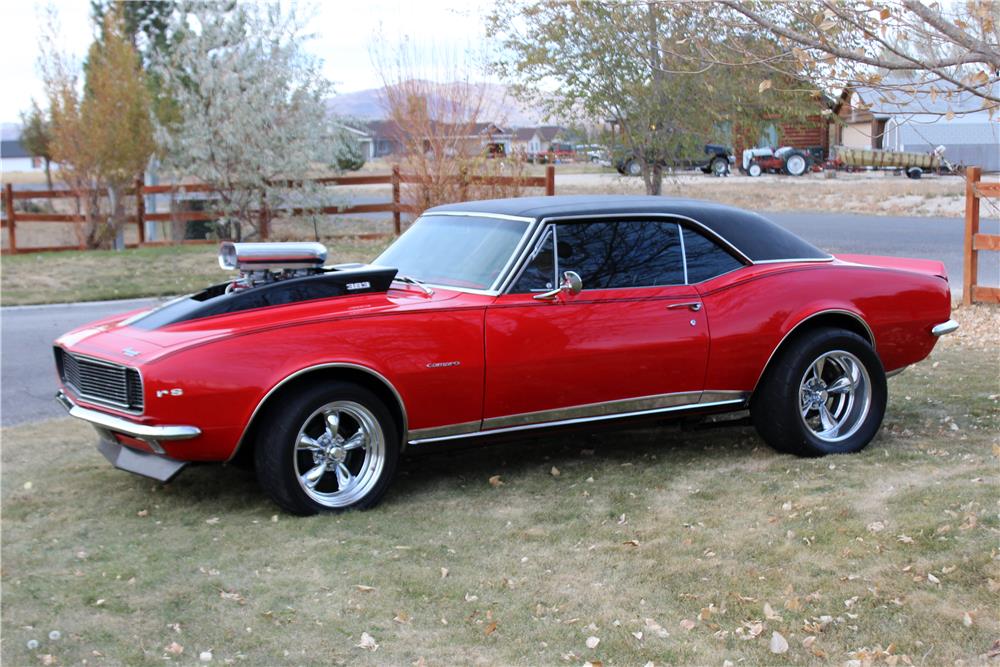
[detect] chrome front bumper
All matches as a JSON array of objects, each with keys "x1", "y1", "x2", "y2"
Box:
[
  {"x1": 56, "y1": 390, "x2": 198, "y2": 482},
  {"x1": 931, "y1": 319, "x2": 959, "y2": 337}
]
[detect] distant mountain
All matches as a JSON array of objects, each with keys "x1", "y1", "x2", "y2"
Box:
[{"x1": 326, "y1": 81, "x2": 551, "y2": 127}]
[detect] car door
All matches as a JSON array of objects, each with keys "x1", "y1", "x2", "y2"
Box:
[{"x1": 483, "y1": 217, "x2": 710, "y2": 429}]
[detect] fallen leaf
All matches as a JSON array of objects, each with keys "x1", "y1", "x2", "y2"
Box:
[
  {"x1": 586, "y1": 636, "x2": 600, "y2": 649},
  {"x1": 205, "y1": 517, "x2": 220, "y2": 525},
  {"x1": 679, "y1": 619, "x2": 695, "y2": 631},
  {"x1": 770, "y1": 631, "x2": 789, "y2": 654},
  {"x1": 927, "y1": 573, "x2": 940, "y2": 585},
  {"x1": 488, "y1": 475, "x2": 503, "y2": 487},
  {"x1": 40, "y1": 656, "x2": 57, "y2": 666},
  {"x1": 165, "y1": 642, "x2": 184, "y2": 655},
  {"x1": 632, "y1": 631, "x2": 643, "y2": 640},
  {"x1": 759, "y1": 79, "x2": 773, "y2": 93},
  {"x1": 355, "y1": 585, "x2": 376, "y2": 592},
  {"x1": 867, "y1": 521, "x2": 886, "y2": 533},
  {"x1": 550, "y1": 466, "x2": 560, "y2": 477},
  {"x1": 802, "y1": 635, "x2": 816, "y2": 648},
  {"x1": 623, "y1": 539, "x2": 640, "y2": 547},
  {"x1": 764, "y1": 602, "x2": 782, "y2": 620},
  {"x1": 440, "y1": 567, "x2": 449, "y2": 578},
  {"x1": 484, "y1": 621, "x2": 498, "y2": 636},
  {"x1": 963, "y1": 611, "x2": 973, "y2": 627},
  {"x1": 137, "y1": 509, "x2": 149, "y2": 517},
  {"x1": 897, "y1": 534, "x2": 913, "y2": 544},
  {"x1": 394, "y1": 611, "x2": 411, "y2": 624},
  {"x1": 356, "y1": 632, "x2": 378, "y2": 651},
  {"x1": 464, "y1": 593, "x2": 479, "y2": 602}
]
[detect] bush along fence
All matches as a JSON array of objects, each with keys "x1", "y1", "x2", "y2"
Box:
[
  {"x1": 963, "y1": 166, "x2": 1000, "y2": 305},
  {"x1": 0, "y1": 165, "x2": 556, "y2": 255}
]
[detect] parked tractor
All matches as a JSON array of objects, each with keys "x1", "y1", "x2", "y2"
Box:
[{"x1": 741, "y1": 146, "x2": 811, "y2": 177}]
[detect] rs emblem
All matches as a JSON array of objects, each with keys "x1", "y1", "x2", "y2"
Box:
[{"x1": 156, "y1": 388, "x2": 184, "y2": 398}]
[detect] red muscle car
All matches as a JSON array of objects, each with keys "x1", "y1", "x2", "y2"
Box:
[{"x1": 54, "y1": 196, "x2": 957, "y2": 514}]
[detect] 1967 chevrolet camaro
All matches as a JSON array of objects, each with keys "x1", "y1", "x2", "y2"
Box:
[{"x1": 54, "y1": 195, "x2": 958, "y2": 514}]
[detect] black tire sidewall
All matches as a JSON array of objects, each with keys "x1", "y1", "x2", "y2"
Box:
[
  {"x1": 254, "y1": 382, "x2": 400, "y2": 514},
  {"x1": 753, "y1": 328, "x2": 887, "y2": 456}
]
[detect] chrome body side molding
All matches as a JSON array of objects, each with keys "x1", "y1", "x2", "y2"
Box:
[
  {"x1": 406, "y1": 420, "x2": 482, "y2": 441},
  {"x1": 407, "y1": 390, "x2": 750, "y2": 446}
]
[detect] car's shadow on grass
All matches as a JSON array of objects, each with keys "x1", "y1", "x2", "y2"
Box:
[{"x1": 135, "y1": 419, "x2": 764, "y2": 513}]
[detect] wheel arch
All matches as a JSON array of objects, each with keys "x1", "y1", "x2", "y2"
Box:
[
  {"x1": 751, "y1": 309, "x2": 875, "y2": 395},
  {"x1": 227, "y1": 363, "x2": 408, "y2": 467}
]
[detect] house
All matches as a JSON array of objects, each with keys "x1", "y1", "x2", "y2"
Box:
[
  {"x1": 835, "y1": 81, "x2": 999, "y2": 171},
  {"x1": 344, "y1": 120, "x2": 514, "y2": 159},
  {"x1": 1, "y1": 138, "x2": 45, "y2": 173},
  {"x1": 510, "y1": 126, "x2": 573, "y2": 160}
]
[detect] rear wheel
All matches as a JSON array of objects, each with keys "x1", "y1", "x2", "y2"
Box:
[
  {"x1": 710, "y1": 156, "x2": 729, "y2": 177},
  {"x1": 751, "y1": 328, "x2": 886, "y2": 456},
  {"x1": 626, "y1": 159, "x2": 643, "y2": 177},
  {"x1": 255, "y1": 382, "x2": 399, "y2": 514},
  {"x1": 784, "y1": 152, "x2": 809, "y2": 176},
  {"x1": 906, "y1": 166, "x2": 923, "y2": 179}
]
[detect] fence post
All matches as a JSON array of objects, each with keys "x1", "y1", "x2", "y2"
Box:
[
  {"x1": 259, "y1": 190, "x2": 270, "y2": 240},
  {"x1": 3, "y1": 183, "x2": 16, "y2": 254},
  {"x1": 545, "y1": 165, "x2": 555, "y2": 196},
  {"x1": 963, "y1": 166, "x2": 981, "y2": 306},
  {"x1": 391, "y1": 164, "x2": 401, "y2": 235},
  {"x1": 135, "y1": 177, "x2": 146, "y2": 245}
]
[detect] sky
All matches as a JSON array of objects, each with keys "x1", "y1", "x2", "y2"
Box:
[{"x1": 0, "y1": 0, "x2": 493, "y2": 125}]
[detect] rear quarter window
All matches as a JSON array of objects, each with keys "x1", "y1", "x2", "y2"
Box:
[{"x1": 683, "y1": 227, "x2": 744, "y2": 283}]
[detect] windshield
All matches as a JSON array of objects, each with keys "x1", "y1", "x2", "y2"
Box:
[{"x1": 375, "y1": 214, "x2": 530, "y2": 290}]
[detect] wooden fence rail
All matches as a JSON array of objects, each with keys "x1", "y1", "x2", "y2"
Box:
[
  {"x1": 1, "y1": 165, "x2": 556, "y2": 255},
  {"x1": 963, "y1": 166, "x2": 1000, "y2": 305}
]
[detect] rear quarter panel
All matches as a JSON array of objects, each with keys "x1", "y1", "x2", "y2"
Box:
[{"x1": 697, "y1": 262, "x2": 951, "y2": 392}]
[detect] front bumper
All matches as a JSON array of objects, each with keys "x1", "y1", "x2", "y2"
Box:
[
  {"x1": 931, "y1": 319, "x2": 959, "y2": 337},
  {"x1": 56, "y1": 390, "x2": 198, "y2": 482}
]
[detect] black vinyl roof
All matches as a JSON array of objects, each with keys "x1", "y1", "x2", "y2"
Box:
[{"x1": 427, "y1": 195, "x2": 830, "y2": 263}]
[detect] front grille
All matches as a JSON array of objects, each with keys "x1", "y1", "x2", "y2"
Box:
[{"x1": 56, "y1": 348, "x2": 144, "y2": 412}]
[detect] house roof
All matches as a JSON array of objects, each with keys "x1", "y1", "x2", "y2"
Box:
[
  {"x1": 847, "y1": 80, "x2": 999, "y2": 121},
  {"x1": 536, "y1": 125, "x2": 564, "y2": 142},
  {"x1": 513, "y1": 127, "x2": 536, "y2": 141},
  {"x1": 427, "y1": 195, "x2": 829, "y2": 263},
  {"x1": 1, "y1": 139, "x2": 31, "y2": 159}
]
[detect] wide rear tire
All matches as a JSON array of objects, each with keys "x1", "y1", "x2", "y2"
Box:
[
  {"x1": 751, "y1": 328, "x2": 886, "y2": 456},
  {"x1": 254, "y1": 382, "x2": 399, "y2": 514}
]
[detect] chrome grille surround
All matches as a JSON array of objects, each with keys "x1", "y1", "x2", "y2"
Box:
[{"x1": 55, "y1": 348, "x2": 144, "y2": 414}]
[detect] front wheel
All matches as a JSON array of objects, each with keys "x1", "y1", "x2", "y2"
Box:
[
  {"x1": 710, "y1": 156, "x2": 729, "y2": 177},
  {"x1": 626, "y1": 159, "x2": 643, "y2": 177},
  {"x1": 255, "y1": 382, "x2": 399, "y2": 514},
  {"x1": 751, "y1": 328, "x2": 887, "y2": 456},
  {"x1": 747, "y1": 161, "x2": 763, "y2": 177}
]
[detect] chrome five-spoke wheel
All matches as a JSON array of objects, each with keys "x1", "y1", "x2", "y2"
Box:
[
  {"x1": 294, "y1": 401, "x2": 386, "y2": 508},
  {"x1": 751, "y1": 327, "x2": 887, "y2": 457},
  {"x1": 255, "y1": 382, "x2": 399, "y2": 514},
  {"x1": 798, "y1": 350, "x2": 871, "y2": 443}
]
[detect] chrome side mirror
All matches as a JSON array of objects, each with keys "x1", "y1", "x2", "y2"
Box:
[{"x1": 533, "y1": 270, "x2": 583, "y2": 301}]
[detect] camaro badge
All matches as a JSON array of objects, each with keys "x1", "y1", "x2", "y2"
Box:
[{"x1": 427, "y1": 361, "x2": 461, "y2": 368}]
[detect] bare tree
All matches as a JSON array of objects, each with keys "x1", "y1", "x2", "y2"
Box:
[{"x1": 372, "y1": 38, "x2": 532, "y2": 214}]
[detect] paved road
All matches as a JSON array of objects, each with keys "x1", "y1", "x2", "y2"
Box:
[{"x1": 2, "y1": 212, "x2": 997, "y2": 427}]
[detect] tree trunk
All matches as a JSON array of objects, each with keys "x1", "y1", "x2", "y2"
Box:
[
  {"x1": 43, "y1": 159, "x2": 53, "y2": 191},
  {"x1": 644, "y1": 162, "x2": 664, "y2": 196}
]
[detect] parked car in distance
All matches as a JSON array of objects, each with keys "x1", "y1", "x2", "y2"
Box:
[
  {"x1": 55, "y1": 196, "x2": 957, "y2": 514},
  {"x1": 616, "y1": 144, "x2": 734, "y2": 177}
]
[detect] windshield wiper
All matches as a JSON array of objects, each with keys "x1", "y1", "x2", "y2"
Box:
[{"x1": 393, "y1": 275, "x2": 435, "y2": 296}]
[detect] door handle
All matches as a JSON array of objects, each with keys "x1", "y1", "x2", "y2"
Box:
[{"x1": 667, "y1": 301, "x2": 702, "y2": 311}]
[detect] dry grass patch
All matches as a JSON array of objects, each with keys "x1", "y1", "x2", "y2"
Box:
[
  {"x1": 0, "y1": 236, "x2": 391, "y2": 306},
  {"x1": 2, "y1": 309, "x2": 998, "y2": 665}
]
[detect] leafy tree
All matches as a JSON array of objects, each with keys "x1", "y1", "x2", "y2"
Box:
[
  {"x1": 18, "y1": 101, "x2": 55, "y2": 190},
  {"x1": 490, "y1": 1, "x2": 820, "y2": 194},
  {"x1": 710, "y1": 0, "x2": 998, "y2": 114},
  {"x1": 41, "y1": 9, "x2": 155, "y2": 248},
  {"x1": 153, "y1": 1, "x2": 355, "y2": 240}
]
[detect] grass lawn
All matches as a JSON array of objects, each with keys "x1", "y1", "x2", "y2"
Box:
[
  {"x1": 1, "y1": 308, "x2": 998, "y2": 666},
  {"x1": 0, "y1": 238, "x2": 391, "y2": 306}
]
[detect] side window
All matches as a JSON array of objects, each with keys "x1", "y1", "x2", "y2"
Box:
[
  {"x1": 557, "y1": 220, "x2": 684, "y2": 289},
  {"x1": 682, "y1": 227, "x2": 744, "y2": 282},
  {"x1": 510, "y1": 228, "x2": 555, "y2": 292}
]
